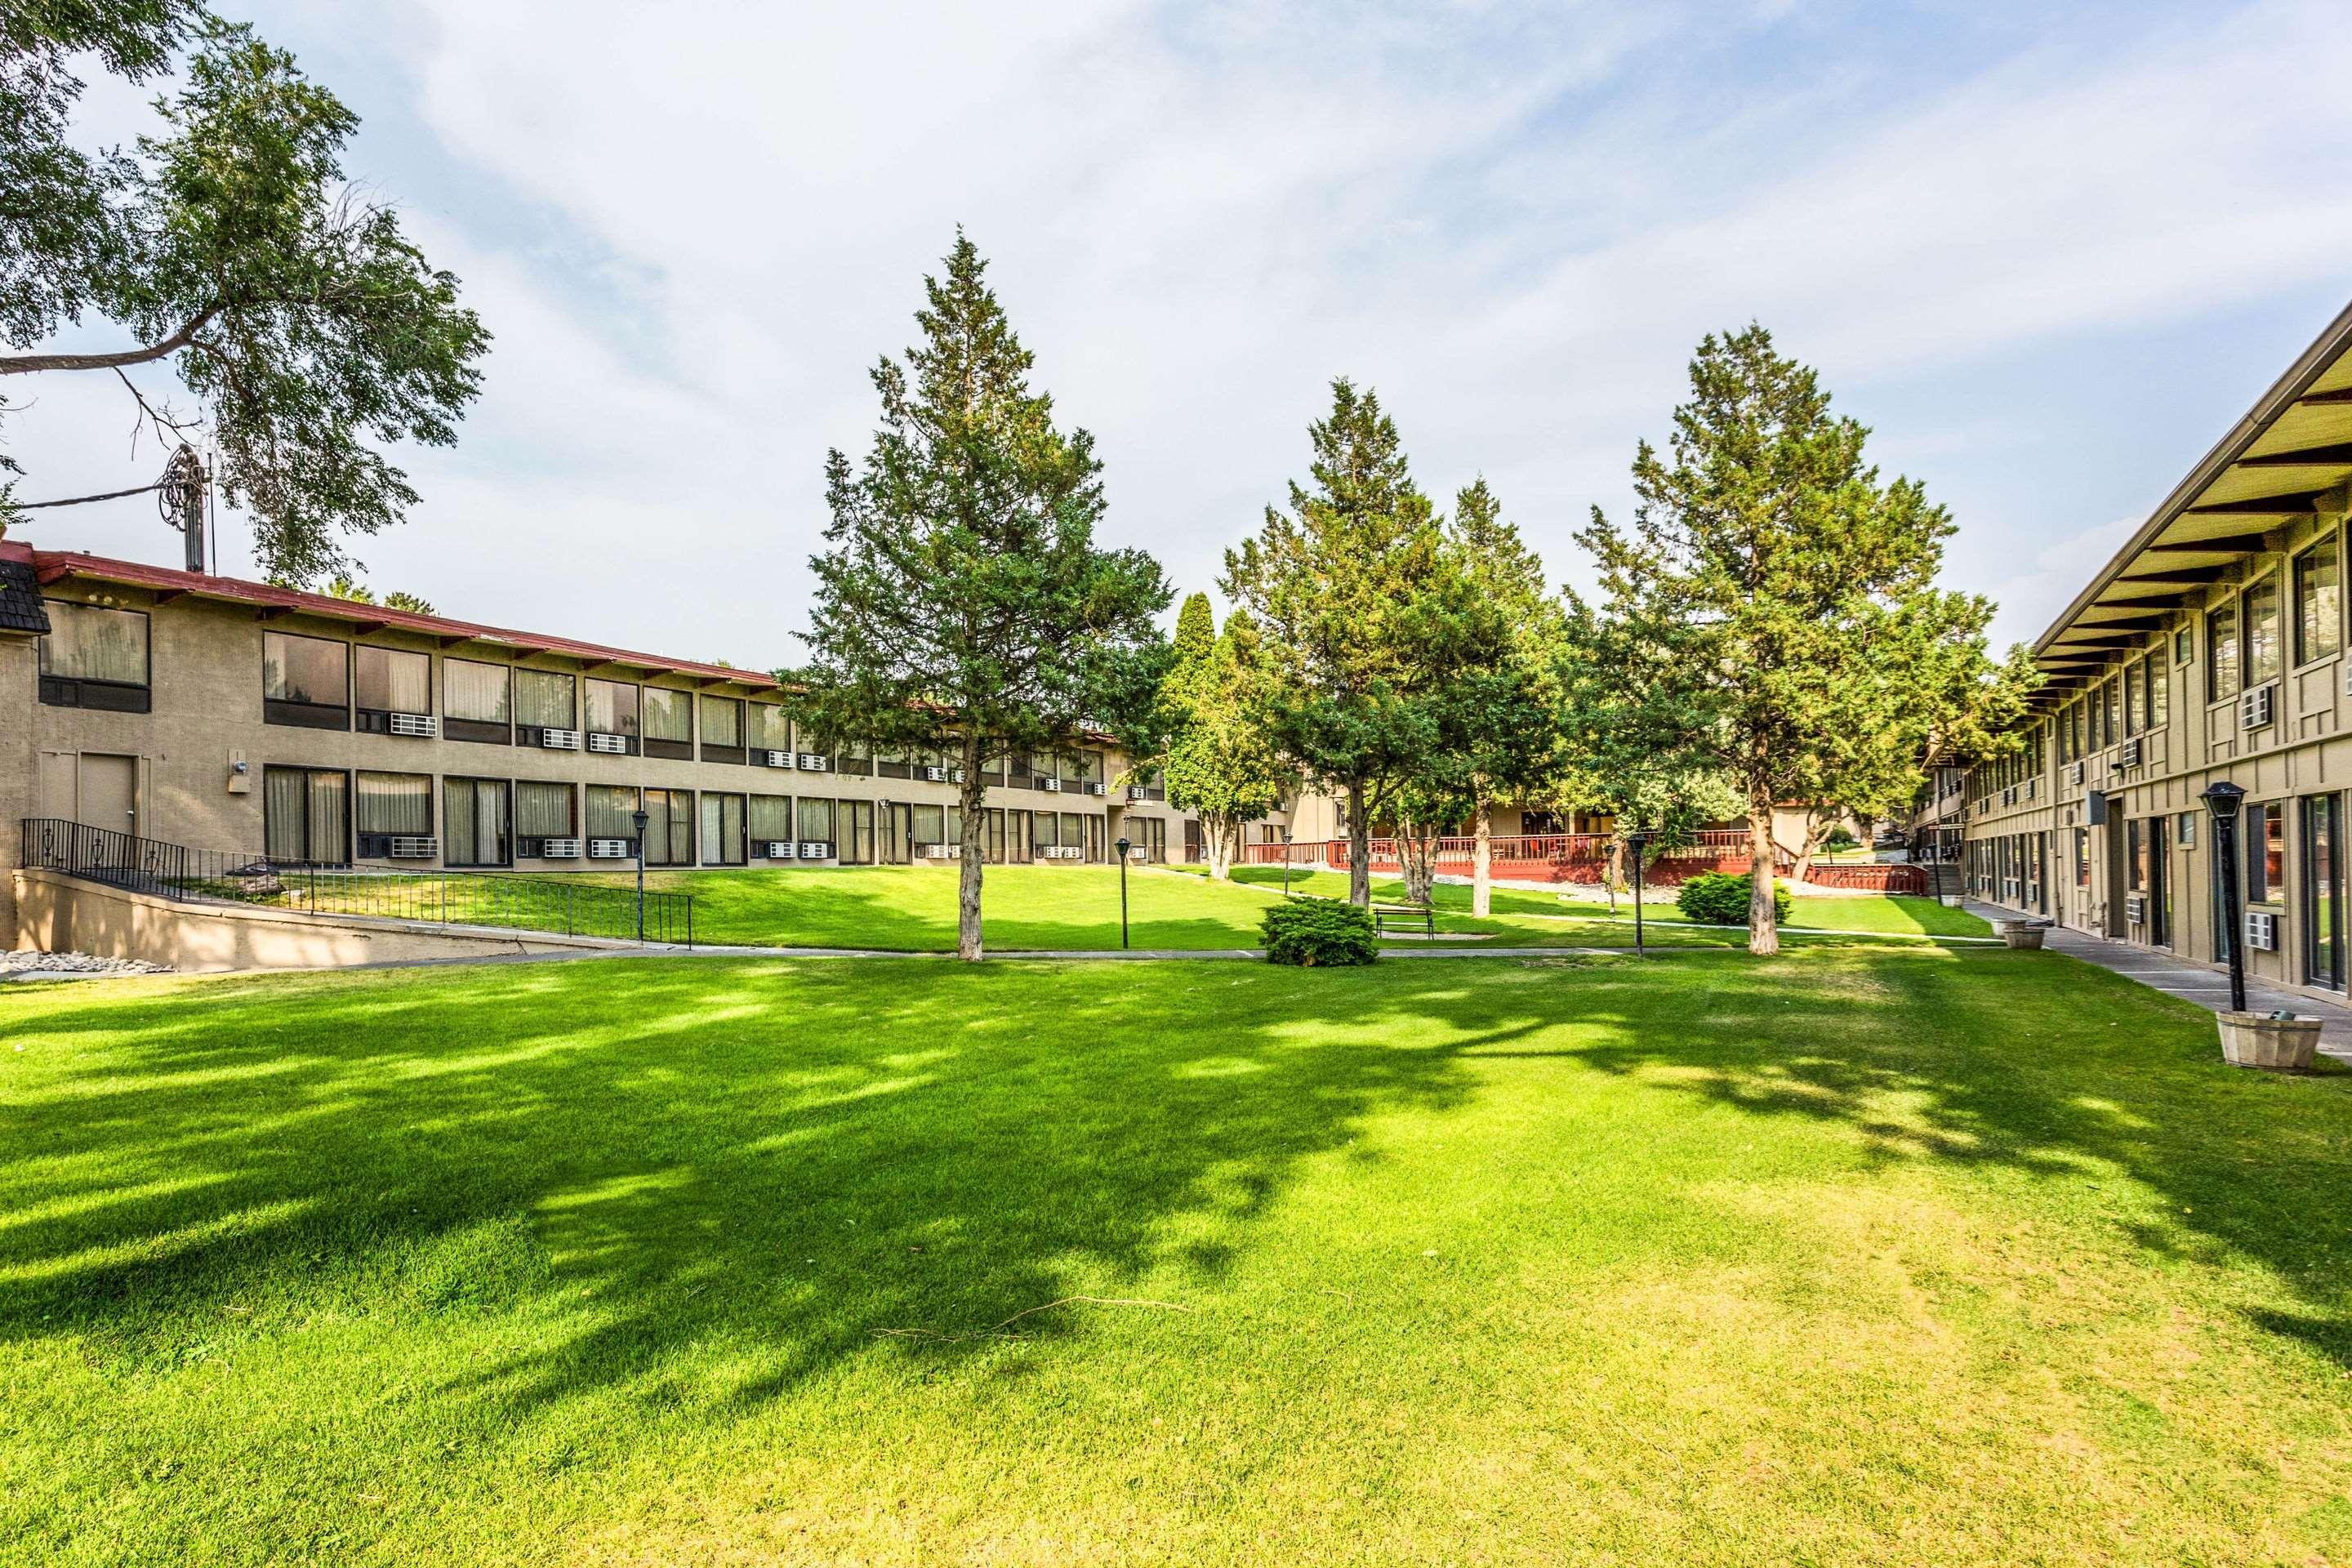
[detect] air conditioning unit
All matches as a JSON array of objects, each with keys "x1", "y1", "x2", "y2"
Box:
[
  {"x1": 921, "y1": 765, "x2": 946, "y2": 782},
  {"x1": 764, "y1": 750, "x2": 794, "y2": 768},
  {"x1": 1044, "y1": 844, "x2": 1083, "y2": 860},
  {"x1": 764, "y1": 840, "x2": 796, "y2": 859},
  {"x1": 586, "y1": 838, "x2": 631, "y2": 858},
  {"x1": 2001, "y1": 786, "x2": 2016, "y2": 806},
  {"x1": 948, "y1": 767, "x2": 965, "y2": 784},
  {"x1": 2124, "y1": 891, "x2": 2146, "y2": 924},
  {"x1": 1127, "y1": 785, "x2": 1148, "y2": 803},
  {"x1": 540, "y1": 727, "x2": 581, "y2": 751},
  {"x1": 2245, "y1": 909, "x2": 2278, "y2": 951},
  {"x1": 389, "y1": 835, "x2": 438, "y2": 858},
  {"x1": 587, "y1": 732, "x2": 629, "y2": 755},
  {"x1": 2118, "y1": 737, "x2": 2142, "y2": 768},
  {"x1": 389, "y1": 712, "x2": 436, "y2": 737},
  {"x1": 798, "y1": 753, "x2": 829, "y2": 773},
  {"x1": 1044, "y1": 777, "x2": 1063, "y2": 792},
  {"x1": 925, "y1": 843, "x2": 960, "y2": 859},
  {"x1": 1127, "y1": 847, "x2": 1148, "y2": 862},
  {"x1": 1085, "y1": 781, "x2": 1107, "y2": 796},
  {"x1": 798, "y1": 840, "x2": 834, "y2": 860},
  {"x1": 2242, "y1": 685, "x2": 2275, "y2": 730},
  {"x1": 540, "y1": 837, "x2": 583, "y2": 859},
  {"x1": 2067, "y1": 761, "x2": 2085, "y2": 787}
]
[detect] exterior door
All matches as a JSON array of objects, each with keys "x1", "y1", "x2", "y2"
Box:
[
  {"x1": 74, "y1": 752, "x2": 139, "y2": 840},
  {"x1": 2103, "y1": 826, "x2": 2129, "y2": 938},
  {"x1": 2304, "y1": 793, "x2": 2344, "y2": 989}
]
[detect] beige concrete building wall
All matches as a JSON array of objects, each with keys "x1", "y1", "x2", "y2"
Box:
[{"x1": 14, "y1": 580, "x2": 1198, "y2": 876}]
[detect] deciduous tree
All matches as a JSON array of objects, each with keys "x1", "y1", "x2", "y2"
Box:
[
  {"x1": 1156, "y1": 596, "x2": 1293, "y2": 879},
  {"x1": 798, "y1": 233, "x2": 1170, "y2": 960}
]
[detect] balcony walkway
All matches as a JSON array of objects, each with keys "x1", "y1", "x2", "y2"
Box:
[{"x1": 1963, "y1": 902, "x2": 2352, "y2": 1065}]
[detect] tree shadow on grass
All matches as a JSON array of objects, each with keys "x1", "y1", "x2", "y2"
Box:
[{"x1": 1, "y1": 957, "x2": 1512, "y2": 1429}]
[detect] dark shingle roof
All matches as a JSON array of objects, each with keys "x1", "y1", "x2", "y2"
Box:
[{"x1": 0, "y1": 557, "x2": 49, "y2": 635}]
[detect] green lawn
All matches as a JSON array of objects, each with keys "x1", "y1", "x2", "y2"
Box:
[
  {"x1": 5, "y1": 949, "x2": 2347, "y2": 1564},
  {"x1": 578, "y1": 863, "x2": 1985, "y2": 951}
]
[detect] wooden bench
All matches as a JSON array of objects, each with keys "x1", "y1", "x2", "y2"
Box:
[{"x1": 1371, "y1": 902, "x2": 1435, "y2": 938}]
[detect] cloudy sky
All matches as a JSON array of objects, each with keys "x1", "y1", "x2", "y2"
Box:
[{"x1": 15, "y1": 0, "x2": 2352, "y2": 664}]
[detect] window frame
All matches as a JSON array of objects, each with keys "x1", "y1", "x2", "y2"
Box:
[
  {"x1": 354, "y1": 644, "x2": 434, "y2": 732},
  {"x1": 262, "y1": 630, "x2": 352, "y2": 731},
  {"x1": 2207, "y1": 599, "x2": 2241, "y2": 702},
  {"x1": 440, "y1": 657, "x2": 514, "y2": 744},
  {"x1": 2296, "y1": 529, "x2": 2343, "y2": 669},
  {"x1": 36, "y1": 598, "x2": 153, "y2": 712}
]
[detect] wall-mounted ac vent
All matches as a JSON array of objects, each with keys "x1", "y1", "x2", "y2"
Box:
[
  {"x1": 798, "y1": 753, "x2": 830, "y2": 773},
  {"x1": 587, "y1": 732, "x2": 630, "y2": 755},
  {"x1": 539, "y1": 837, "x2": 583, "y2": 859},
  {"x1": 2118, "y1": 737, "x2": 2142, "y2": 768},
  {"x1": 389, "y1": 712, "x2": 436, "y2": 737},
  {"x1": 1044, "y1": 777, "x2": 1063, "y2": 792},
  {"x1": 1085, "y1": 781, "x2": 1107, "y2": 796},
  {"x1": 2001, "y1": 785, "x2": 2016, "y2": 807},
  {"x1": 764, "y1": 840, "x2": 796, "y2": 859},
  {"x1": 540, "y1": 727, "x2": 581, "y2": 751},
  {"x1": 764, "y1": 750, "x2": 794, "y2": 768},
  {"x1": 2245, "y1": 910, "x2": 2279, "y2": 951},
  {"x1": 921, "y1": 765, "x2": 946, "y2": 782},
  {"x1": 797, "y1": 840, "x2": 834, "y2": 860},
  {"x1": 925, "y1": 843, "x2": 960, "y2": 859},
  {"x1": 2124, "y1": 891, "x2": 2146, "y2": 924},
  {"x1": 2242, "y1": 684, "x2": 2276, "y2": 731},
  {"x1": 1127, "y1": 785, "x2": 1149, "y2": 802},
  {"x1": 586, "y1": 838, "x2": 631, "y2": 858},
  {"x1": 1042, "y1": 844, "x2": 1083, "y2": 860},
  {"x1": 2066, "y1": 761, "x2": 2086, "y2": 787},
  {"x1": 389, "y1": 835, "x2": 438, "y2": 859},
  {"x1": 948, "y1": 767, "x2": 965, "y2": 784},
  {"x1": 1128, "y1": 847, "x2": 1149, "y2": 862}
]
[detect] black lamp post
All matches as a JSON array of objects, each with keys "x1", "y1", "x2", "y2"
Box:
[
  {"x1": 2202, "y1": 781, "x2": 2247, "y2": 1013},
  {"x1": 1115, "y1": 835, "x2": 1132, "y2": 949},
  {"x1": 1281, "y1": 825, "x2": 1295, "y2": 899},
  {"x1": 630, "y1": 807, "x2": 650, "y2": 942},
  {"x1": 1624, "y1": 826, "x2": 1650, "y2": 957}
]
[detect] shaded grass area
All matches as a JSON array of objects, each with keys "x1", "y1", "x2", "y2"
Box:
[
  {"x1": 1222, "y1": 864, "x2": 1991, "y2": 941},
  {"x1": 3, "y1": 949, "x2": 2348, "y2": 1564}
]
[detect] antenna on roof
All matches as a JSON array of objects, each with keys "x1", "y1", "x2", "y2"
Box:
[{"x1": 158, "y1": 444, "x2": 207, "y2": 574}]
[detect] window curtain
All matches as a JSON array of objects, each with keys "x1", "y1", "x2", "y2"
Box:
[
  {"x1": 265, "y1": 632, "x2": 348, "y2": 704},
  {"x1": 38, "y1": 602, "x2": 148, "y2": 684},
  {"x1": 515, "y1": 670, "x2": 576, "y2": 728},
  {"x1": 701, "y1": 697, "x2": 742, "y2": 746},
  {"x1": 445, "y1": 778, "x2": 509, "y2": 865},
  {"x1": 750, "y1": 795, "x2": 794, "y2": 840},
  {"x1": 586, "y1": 785, "x2": 639, "y2": 839},
  {"x1": 516, "y1": 781, "x2": 573, "y2": 837},
  {"x1": 797, "y1": 796, "x2": 835, "y2": 841},
  {"x1": 305, "y1": 771, "x2": 347, "y2": 862},
  {"x1": 355, "y1": 647, "x2": 430, "y2": 712},
  {"x1": 586, "y1": 679, "x2": 639, "y2": 736},
  {"x1": 265, "y1": 768, "x2": 310, "y2": 862},
  {"x1": 643, "y1": 688, "x2": 692, "y2": 742},
  {"x1": 749, "y1": 704, "x2": 791, "y2": 751},
  {"x1": 355, "y1": 773, "x2": 433, "y2": 834},
  {"x1": 444, "y1": 660, "x2": 512, "y2": 723},
  {"x1": 913, "y1": 804, "x2": 945, "y2": 845}
]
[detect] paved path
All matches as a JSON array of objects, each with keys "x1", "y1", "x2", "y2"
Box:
[{"x1": 1964, "y1": 902, "x2": 2352, "y2": 1064}]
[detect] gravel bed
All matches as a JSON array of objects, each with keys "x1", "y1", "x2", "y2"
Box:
[{"x1": 2, "y1": 950, "x2": 172, "y2": 980}]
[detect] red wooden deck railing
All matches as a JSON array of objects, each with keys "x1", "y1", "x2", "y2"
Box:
[{"x1": 1239, "y1": 831, "x2": 1785, "y2": 885}]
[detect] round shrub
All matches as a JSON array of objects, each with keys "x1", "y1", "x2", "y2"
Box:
[
  {"x1": 1822, "y1": 826, "x2": 1859, "y2": 852},
  {"x1": 1261, "y1": 898, "x2": 1379, "y2": 966},
  {"x1": 1675, "y1": 871, "x2": 1792, "y2": 926}
]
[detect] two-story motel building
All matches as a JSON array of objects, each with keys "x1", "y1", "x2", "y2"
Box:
[
  {"x1": 1, "y1": 538, "x2": 1209, "y2": 938},
  {"x1": 1953, "y1": 299, "x2": 2352, "y2": 1006}
]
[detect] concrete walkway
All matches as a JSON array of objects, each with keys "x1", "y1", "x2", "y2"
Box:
[{"x1": 1964, "y1": 902, "x2": 2352, "y2": 1064}]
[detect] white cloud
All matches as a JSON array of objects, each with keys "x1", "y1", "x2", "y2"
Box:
[{"x1": 12, "y1": 1, "x2": 2352, "y2": 668}]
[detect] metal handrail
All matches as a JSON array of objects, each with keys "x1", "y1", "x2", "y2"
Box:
[{"x1": 18, "y1": 818, "x2": 693, "y2": 946}]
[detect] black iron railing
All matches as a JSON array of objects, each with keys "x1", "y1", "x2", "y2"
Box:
[{"x1": 19, "y1": 818, "x2": 693, "y2": 946}]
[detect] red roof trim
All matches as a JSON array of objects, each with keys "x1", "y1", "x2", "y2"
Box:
[{"x1": 24, "y1": 547, "x2": 778, "y2": 691}]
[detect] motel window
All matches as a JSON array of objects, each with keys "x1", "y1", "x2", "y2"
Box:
[
  {"x1": 444, "y1": 777, "x2": 510, "y2": 867},
  {"x1": 911, "y1": 803, "x2": 947, "y2": 849},
  {"x1": 514, "y1": 670, "x2": 576, "y2": 736},
  {"x1": 750, "y1": 794, "x2": 795, "y2": 844},
  {"x1": 354, "y1": 645, "x2": 432, "y2": 728},
  {"x1": 442, "y1": 658, "x2": 512, "y2": 744},
  {"x1": 1061, "y1": 750, "x2": 1102, "y2": 788},
  {"x1": 2296, "y1": 533, "x2": 2341, "y2": 666},
  {"x1": 699, "y1": 791, "x2": 747, "y2": 865},
  {"x1": 833, "y1": 738, "x2": 872, "y2": 777},
  {"x1": 797, "y1": 795, "x2": 836, "y2": 844},
  {"x1": 643, "y1": 688, "x2": 693, "y2": 760},
  {"x1": 700, "y1": 696, "x2": 746, "y2": 764},
  {"x1": 585, "y1": 679, "x2": 640, "y2": 749},
  {"x1": 2102, "y1": 678, "x2": 2121, "y2": 747},
  {"x1": 642, "y1": 787, "x2": 694, "y2": 865},
  {"x1": 749, "y1": 702, "x2": 791, "y2": 756},
  {"x1": 38, "y1": 599, "x2": 151, "y2": 711},
  {"x1": 263, "y1": 631, "x2": 350, "y2": 729},
  {"x1": 2246, "y1": 801, "x2": 2286, "y2": 905},
  {"x1": 2175, "y1": 625, "x2": 2193, "y2": 665},
  {"x1": 2178, "y1": 812, "x2": 2196, "y2": 849},
  {"x1": 838, "y1": 798, "x2": 875, "y2": 861},
  {"x1": 354, "y1": 772, "x2": 433, "y2": 857},
  {"x1": 515, "y1": 781, "x2": 575, "y2": 852},
  {"x1": 2207, "y1": 602, "x2": 2240, "y2": 700},
  {"x1": 585, "y1": 784, "x2": 639, "y2": 840},
  {"x1": 2146, "y1": 648, "x2": 2168, "y2": 730},
  {"x1": 2245, "y1": 573, "x2": 2282, "y2": 687},
  {"x1": 2123, "y1": 661, "x2": 2146, "y2": 737},
  {"x1": 263, "y1": 765, "x2": 347, "y2": 864},
  {"x1": 2074, "y1": 829, "x2": 2091, "y2": 889}
]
